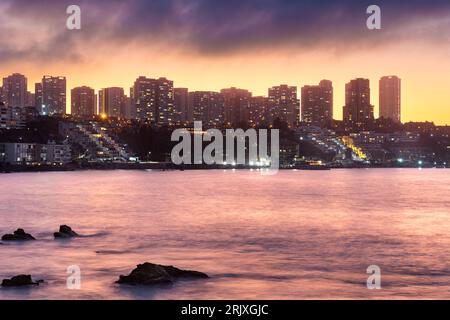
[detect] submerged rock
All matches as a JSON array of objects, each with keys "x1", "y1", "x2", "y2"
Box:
[
  {"x1": 54, "y1": 225, "x2": 79, "y2": 238},
  {"x1": 1, "y1": 229, "x2": 35, "y2": 241},
  {"x1": 117, "y1": 262, "x2": 208, "y2": 286},
  {"x1": 1, "y1": 275, "x2": 42, "y2": 287}
]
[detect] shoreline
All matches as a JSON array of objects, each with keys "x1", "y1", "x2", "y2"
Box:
[{"x1": 0, "y1": 162, "x2": 447, "y2": 174}]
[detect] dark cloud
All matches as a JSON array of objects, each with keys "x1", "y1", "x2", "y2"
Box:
[{"x1": 0, "y1": 0, "x2": 449, "y2": 62}]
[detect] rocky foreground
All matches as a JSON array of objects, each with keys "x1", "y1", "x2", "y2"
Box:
[
  {"x1": 117, "y1": 262, "x2": 209, "y2": 285},
  {"x1": 1, "y1": 275, "x2": 43, "y2": 287},
  {"x1": 1, "y1": 263, "x2": 208, "y2": 288},
  {"x1": 1, "y1": 225, "x2": 209, "y2": 287},
  {"x1": 54, "y1": 225, "x2": 79, "y2": 238},
  {"x1": 1, "y1": 225, "x2": 208, "y2": 289},
  {"x1": 1, "y1": 229, "x2": 35, "y2": 241},
  {"x1": 1, "y1": 225, "x2": 80, "y2": 241}
]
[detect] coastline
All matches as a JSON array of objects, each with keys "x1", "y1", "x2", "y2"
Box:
[{"x1": 0, "y1": 162, "x2": 447, "y2": 173}]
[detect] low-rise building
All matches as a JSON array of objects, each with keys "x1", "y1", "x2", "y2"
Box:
[
  {"x1": 0, "y1": 141, "x2": 71, "y2": 165},
  {"x1": 45, "y1": 141, "x2": 72, "y2": 164}
]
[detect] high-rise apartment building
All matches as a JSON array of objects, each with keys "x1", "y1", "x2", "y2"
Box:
[
  {"x1": 2, "y1": 73, "x2": 27, "y2": 108},
  {"x1": 379, "y1": 76, "x2": 401, "y2": 123},
  {"x1": 132, "y1": 77, "x2": 175, "y2": 125},
  {"x1": 248, "y1": 96, "x2": 269, "y2": 127},
  {"x1": 156, "y1": 77, "x2": 175, "y2": 125},
  {"x1": 37, "y1": 76, "x2": 66, "y2": 115},
  {"x1": 133, "y1": 76, "x2": 157, "y2": 123},
  {"x1": 301, "y1": 80, "x2": 333, "y2": 127},
  {"x1": 122, "y1": 95, "x2": 133, "y2": 119},
  {"x1": 189, "y1": 91, "x2": 225, "y2": 128},
  {"x1": 343, "y1": 78, "x2": 374, "y2": 129},
  {"x1": 35, "y1": 83, "x2": 43, "y2": 112},
  {"x1": 71, "y1": 86, "x2": 96, "y2": 117},
  {"x1": 174, "y1": 88, "x2": 189, "y2": 124},
  {"x1": 98, "y1": 87, "x2": 126, "y2": 118},
  {"x1": 220, "y1": 87, "x2": 251, "y2": 125},
  {"x1": 26, "y1": 91, "x2": 35, "y2": 108},
  {"x1": 268, "y1": 85, "x2": 299, "y2": 127}
]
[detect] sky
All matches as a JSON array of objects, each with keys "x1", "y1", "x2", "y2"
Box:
[{"x1": 1, "y1": 0, "x2": 450, "y2": 124}]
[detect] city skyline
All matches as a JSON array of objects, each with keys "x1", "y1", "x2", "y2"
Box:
[
  {"x1": 1, "y1": 1, "x2": 450, "y2": 124},
  {"x1": 0, "y1": 70, "x2": 429, "y2": 123},
  {"x1": 0, "y1": 72, "x2": 448, "y2": 127},
  {"x1": 0, "y1": 72, "x2": 428, "y2": 126}
]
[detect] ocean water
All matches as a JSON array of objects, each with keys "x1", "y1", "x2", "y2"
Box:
[{"x1": 0, "y1": 169, "x2": 449, "y2": 300}]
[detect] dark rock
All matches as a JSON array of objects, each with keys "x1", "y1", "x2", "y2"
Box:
[
  {"x1": 54, "y1": 225, "x2": 79, "y2": 238},
  {"x1": 163, "y1": 265, "x2": 210, "y2": 279},
  {"x1": 1, "y1": 275, "x2": 42, "y2": 287},
  {"x1": 1, "y1": 229, "x2": 35, "y2": 241},
  {"x1": 117, "y1": 264, "x2": 173, "y2": 285},
  {"x1": 117, "y1": 262, "x2": 208, "y2": 286}
]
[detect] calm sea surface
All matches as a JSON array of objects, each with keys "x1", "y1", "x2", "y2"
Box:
[{"x1": 0, "y1": 169, "x2": 449, "y2": 299}]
